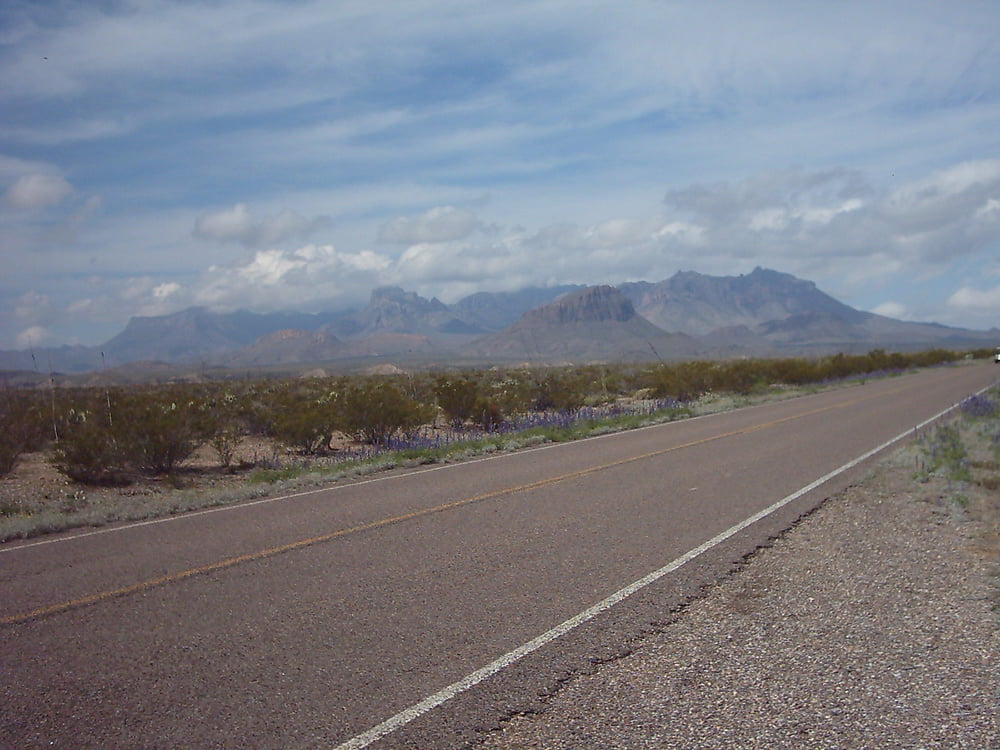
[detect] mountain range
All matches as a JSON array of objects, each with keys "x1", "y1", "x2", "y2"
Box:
[{"x1": 2, "y1": 268, "x2": 995, "y2": 378}]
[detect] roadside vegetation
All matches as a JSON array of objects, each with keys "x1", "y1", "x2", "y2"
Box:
[
  {"x1": 907, "y1": 385, "x2": 1000, "y2": 609},
  {"x1": 0, "y1": 348, "x2": 991, "y2": 541}
]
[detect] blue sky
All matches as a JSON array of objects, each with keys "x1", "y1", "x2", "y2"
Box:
[{"x1": 1, "y1": 0, "x2": 998, "y2": 350}]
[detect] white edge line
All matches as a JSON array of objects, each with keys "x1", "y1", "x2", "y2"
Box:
[{"x1": 333, "y1": 389, "x2": 988, "y2": 750}]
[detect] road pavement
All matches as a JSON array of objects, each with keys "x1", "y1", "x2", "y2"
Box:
[{"x1": 1, "y1": 362, "x2": 996, "y2": 748}]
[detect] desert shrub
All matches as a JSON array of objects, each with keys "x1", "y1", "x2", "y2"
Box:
[
  {"x1": 53, "y1": 407, "x2": 129, "y2": 485},
  {"x1": 922, "y1": 423, "x2": 971, "y2": 482},
  {"x1": 763, "y1": 357, "x2": 822, "y2": 386},
  {"x1": 710, "y1": 361, "x2": 764, "y2": 395},
  {"x1": 577, "y1": 365, "x2": 626, "y2": 405},
  {"x1": 433, "y1": 374, "x2": 481, "y2": 428},
  {"x1": 335, "y1": 379, "x2": 435, "y2": 445},
  {"x1": 486, "y1": 372, "x2": 534, "y2": 416},
  {"x1": 233, "y1": 382, "x2": 282, "y2": 438},
  {"x1": 198, "y1": 390, "x2": 245, "y2": 469},
  {"x1": 114, "y1": 390, "x2": 204, "y2": 474},
  {"x1": 526, "y1": 368, "x2": 588, "y2": 411},
  {"x1": 52, "y1": 388, "x2": 206, "y2": 483},
  {"x1": 262, "y1": 383, "x2": 340, "y2": 455},
  {"x1": 642, "y1": 361, "x2": 715, "y2": 401},
  {"x1": 908, "y1": 348, "x2": 958, "y2": 368},
  {"x1": 270, "y1": 401, "x2": 337, "y2": 454},
  {"x1": 476, "y1": 399, "x2": 505, "y2": 431},
  {"x1": 961, "y1": 394, "x2": 997, "y2": 419},
  {"x1": 0, "y1": 388, "x2": 49, "y2": 476},
  {"x1": 209, "y1": 427, "x2": 242, "y2": 469}
]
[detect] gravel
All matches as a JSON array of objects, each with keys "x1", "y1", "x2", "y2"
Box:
[{"x1": 479, "y1": 455, "x2": 999, "y2": 749}]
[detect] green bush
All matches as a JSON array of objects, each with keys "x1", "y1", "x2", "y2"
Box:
[
  {"x1": 642, "y1": 361, "x2": 715, "y2": 401},
  {"x1": 526, "y1": 368, "x2": 587, "y2": 411},
  {"x1": 116, "y1": 392, "x2": 203, "y2": 474},
  {"x1": 476, "y1": 399, "x2": 505, "y2": 431},
  {"x1": 433, "y1": 374, "x2": 481, "y2": 427},
  {"x1": 53, "y1": 408, "x2": 128, "y2": 485},
  {"x1": 0, "y1": 388, "x2": 49, "y2": 476},
  {"x1": 53, "y1": 389, "x2": 205, "y2": 483},
  {"x1": 335, "y1": 379, "x2": 435, "y2": 445},
  {"x1": 197, "y1": 390, "x2": 245, "y2": 469},
  {"x1": 262, "y1": 383, "x2": 340, "y2": 455},
  {"x1": 486, "y1": 372, "x2": 533, "y2": 416},
  {"x1": 270, "y1": 400, "x2": 337, "y2": 454}
]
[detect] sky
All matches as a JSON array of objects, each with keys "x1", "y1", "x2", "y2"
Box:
[{"x1": 1, "y1": 0, "x2": 999, "y2": 351}]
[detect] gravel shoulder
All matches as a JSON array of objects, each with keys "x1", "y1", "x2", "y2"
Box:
[{"x1": 480, "y1": 431, "x2": 999, "y2": 748}]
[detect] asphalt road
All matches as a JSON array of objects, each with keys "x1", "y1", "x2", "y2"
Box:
[{"x1": 1, "y1": 363, "x2": 996, "y2": 749}]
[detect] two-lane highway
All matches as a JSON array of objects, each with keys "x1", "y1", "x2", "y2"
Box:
[{"x1": 1, "y1": 363, "x2": 996, "y2": 748}]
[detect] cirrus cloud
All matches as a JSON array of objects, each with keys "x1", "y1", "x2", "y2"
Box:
[{"x1": 193, "y1": 203, "x2": 332, "y2": 248}]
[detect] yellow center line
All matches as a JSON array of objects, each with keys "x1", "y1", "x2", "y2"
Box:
[{"x1": 2, "y1": 383, "x2": 908, "y2": 628}]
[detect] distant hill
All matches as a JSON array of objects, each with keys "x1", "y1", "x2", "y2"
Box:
[
  {"x1": 219, "y1": 329, "x2": 349, "y2": 367},
  {"x1": 464, "y1": 286, "x2": 700, "y2": 362},
  {"x1": 321, "y1": 286, "x2": 485, "y2": 340},
  {"x1": 450, "y1": 284, "x2": 583, "y2": 331},
  {"x1": 1, "y1": 268, "x2": 994, "y2": 375},
  {"x1": 220, "y1": 328, "x2": 441, "y2": 367},
  {"x1": 619, "y1": 267, "x2": 866, "y2": 336},
  {"x1": 101, "y1": 307, "x2": 343, "y2": 365}
]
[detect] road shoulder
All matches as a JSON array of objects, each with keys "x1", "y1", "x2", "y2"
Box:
[{"x1": 480, "y1": 445, "x2": 999, "y2": 749}]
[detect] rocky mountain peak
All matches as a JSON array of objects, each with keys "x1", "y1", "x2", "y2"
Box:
[
  {"x1": 522, "y1": 285, "x2": 637, "y2": 325},
  {"x1": 370, "y1": 286, "x2": 448, "y2": 312}
]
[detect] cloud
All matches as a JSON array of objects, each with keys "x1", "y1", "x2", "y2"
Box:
[
  {"x1": 871, "y1": 302, "x2": 910, "y2": 320},
  {"x1": 658, "y1": 162, "x2": 1000, "y2": 270},
  {"x1": 2, "y1": 118, "x2": 134, "y2": 146},
  {"x1": 377, "y1": 206, "x2": 482, "y2": 245},
  {"x1": 947, "y1": 284, "x2": 1000, "y2": 329},
  {"x1": 191, "y1": 243, "x2": 392, "y2": 311},
  {"x1": 152, "y1": 282, "x2": 181, "y2": 300},
  {"x1": 15, "y1": 326, "x2": 54, "y2": 349},
  {"x1": 2, "y1": 0, "x2": 999, "y2": 349},
  {"x1": 2, "y1": 174, "x2": 74, "y2": 210},
  {"x1": 193, "y1": 203, "x2": 331, "y2": 248}
]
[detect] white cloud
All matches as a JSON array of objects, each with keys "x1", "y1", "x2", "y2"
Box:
[
  {"x1": 394, "y1": 239, "x2": 512, "y2": 284},
  {"x1": 16, "y1": 326, "x2": 53, "y2": 348},
  {"x1": 377, "y1": 206, "x2": 482, "y2": 245},
  {"x1": 659, "y1": 162, "x2": 1000, "y2": 273},
  {"x1": 976, "y1": 198, "x2": 1000, "y2": 221},
  {"x1": 152, "y1": 282, "x2": 181, "y2": 299},
  {"x1": 871, "y1": 302, "x2": 910, "y2": 320},
  {"x1": 947, "y1": 284, "x2": 1000, "y2": 329},
  {"x1": 2, "y1": 174, "x2": 74, "y2": 210},
  {"x1": 191, "y1": 244, "x2": 392, "y2": 311},
  {"x1": 371, "y1": 161, "x2": 1000, "y2": 306},
  {"x1": 194, "y1": 204, "x2": 255, "y2": 243},
  {"x1": 193, "y1": 203, "x2": 331, "y2": 248}
]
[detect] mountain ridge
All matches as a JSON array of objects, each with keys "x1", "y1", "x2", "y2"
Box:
[
  {"x1": 464, "y1": 286, "x2": 701, "y2": 361},
  {"x1": 2, "y1": 268, "x2": 995, "y2": 374}
]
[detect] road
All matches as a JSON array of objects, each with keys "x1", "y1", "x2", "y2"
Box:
[{"x1": 1, "y1": 363, "x2": 996, "y2": 748}]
